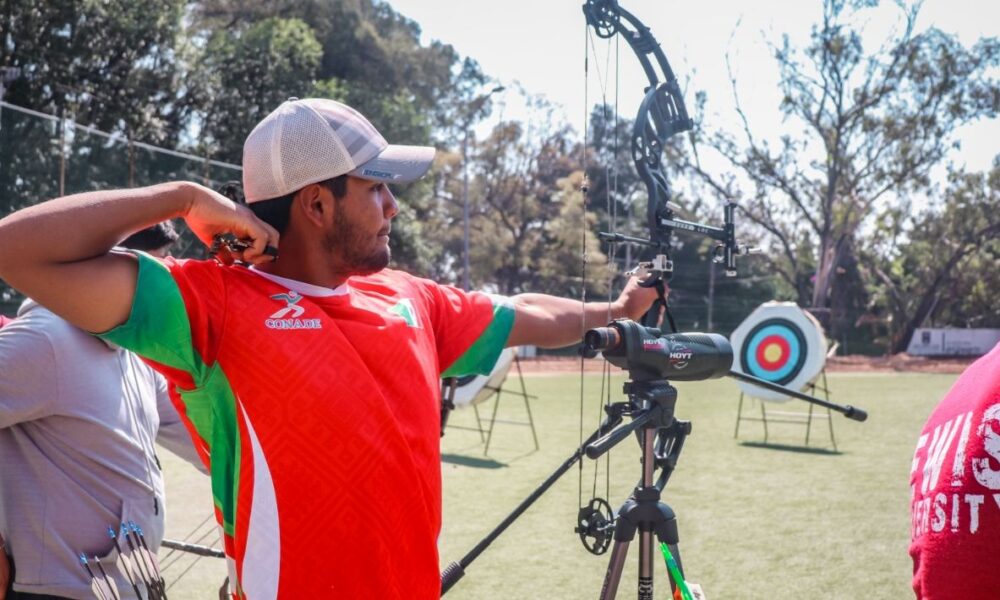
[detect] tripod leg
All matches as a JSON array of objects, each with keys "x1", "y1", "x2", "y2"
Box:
[
  {"x1": 652, "y1": 509, "x2": 684, "y2": 598},
  {"x1": 638, "y1": 530, "x2": 655, "y2": 600},
  {"x1": 598, "y1": 539, "x2": 631, "y2": 600}
]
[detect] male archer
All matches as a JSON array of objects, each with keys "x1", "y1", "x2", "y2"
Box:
[{"x1": 0, "y1": 98, "x2": 659, "y2": 598}]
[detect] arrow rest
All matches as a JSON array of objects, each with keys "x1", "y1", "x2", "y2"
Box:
[{"x1": 625, "y1": 254, "x2": 673, "y2": 283}]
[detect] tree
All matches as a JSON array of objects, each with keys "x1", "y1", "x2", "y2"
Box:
[
  {"x1": 0, "y1": 0, "x2": 190, "y2": 210},
  {"x1": 687, "y1": 0, "x2": 1000, "y2": 341},
  {"x1": 423, "y1": 87, "x2": 611, "y2": 297},
  {"x1": 192, "y1": 0, "x2": 459, "y2": 147},
  {"x1": 0, "y1": 0, "x2": 188, "y2": 143},
  {"x1": 861, "y1": 162, "x2": 1000, "y2": 353},
  {"x1": 194, "y1": 17, "x2": 323, "y2": 162}
]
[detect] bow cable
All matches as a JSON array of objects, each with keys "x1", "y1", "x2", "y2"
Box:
[{"x1": 579, "y1": 7, "x2": 626, "y2": 546}]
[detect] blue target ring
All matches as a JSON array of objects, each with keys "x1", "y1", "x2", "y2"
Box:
[{"x1": 740, "y1": 318, "x2": 807, "y2": 385}]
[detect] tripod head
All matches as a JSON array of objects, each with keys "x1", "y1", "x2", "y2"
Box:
[{"x1": 584, "y1": 320, "x2": 733, "y2": 383}]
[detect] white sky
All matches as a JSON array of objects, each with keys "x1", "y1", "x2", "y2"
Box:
[{"x1": 386, "y1": 0, "x2": 999, "y2": 172}]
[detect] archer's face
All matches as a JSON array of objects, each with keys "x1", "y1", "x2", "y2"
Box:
[{"x1": 322, "y1": 176, "x2": 399, "y2": 276}]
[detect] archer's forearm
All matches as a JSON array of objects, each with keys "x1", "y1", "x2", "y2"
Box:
[
  {"x1": 506, "y1": 293, "x2": 629, "y2": 349},
  {"x1": 0, "y1": 182, "x2": 193, "y2": 275},
  {"x1": 0, "y1": 182, "x2": 195, "y2": 333}
]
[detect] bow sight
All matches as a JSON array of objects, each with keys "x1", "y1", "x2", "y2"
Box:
[{"x1": 602, "y1": 202, "x2": 759, "y2": 280}]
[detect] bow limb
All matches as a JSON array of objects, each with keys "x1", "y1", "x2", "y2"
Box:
[{"x1": 584, "y1": 0, "x2": 694, "y2": 328}]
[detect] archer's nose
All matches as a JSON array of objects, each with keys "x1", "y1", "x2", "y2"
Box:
[{"x1": 384, "y1": 186, "x2": 399, "y2": 219}]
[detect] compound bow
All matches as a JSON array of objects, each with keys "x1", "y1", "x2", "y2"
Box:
[
  {"x1": 574, "y1": 0, "x2": 763, "y2": 558},
  {"x1": 441, "y1": 1, "x2": 757, "y2": 593}
]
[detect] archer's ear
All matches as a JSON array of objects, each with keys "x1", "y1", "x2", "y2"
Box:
[{"x1": 292, "y1": 183, "x2": 333, "y2": 229}]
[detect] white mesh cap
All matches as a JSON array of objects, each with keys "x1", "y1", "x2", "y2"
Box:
[{"x1": 242, "y1": 98, "x2": 436, "y2": 203}]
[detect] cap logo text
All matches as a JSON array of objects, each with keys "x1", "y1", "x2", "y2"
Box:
[{"x1": 362, "y1": 168, "x2": 399, "y2": 180}]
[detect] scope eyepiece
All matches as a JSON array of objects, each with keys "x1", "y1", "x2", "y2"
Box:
[{"x1": 583, "y1": 327, "x2": 620, "y2": 352}]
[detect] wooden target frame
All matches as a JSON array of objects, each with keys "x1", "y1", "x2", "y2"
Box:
[{"x1": 730, "y1": 302, "x2": 837, "y2": 449}]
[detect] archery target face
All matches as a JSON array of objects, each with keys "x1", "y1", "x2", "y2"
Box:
[{"x1": 730, "y1": 302, "x2": 828, "y2": 402}]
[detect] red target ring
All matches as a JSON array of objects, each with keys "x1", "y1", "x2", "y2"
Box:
[{"x1": 755, "y1": 335, "x2": 790, "y2": 371}]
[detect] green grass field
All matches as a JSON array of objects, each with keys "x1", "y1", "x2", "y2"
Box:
[{"x1": 157, "y1": 371, "x2": 956, "y2": 599}]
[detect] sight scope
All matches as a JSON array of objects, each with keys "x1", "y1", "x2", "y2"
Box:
[{"x1": 584, "y1": 320, "x2": 733, "y2": 382}]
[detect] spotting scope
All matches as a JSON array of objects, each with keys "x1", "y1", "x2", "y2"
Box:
[{"x1": 584, "y1": 320, "x2": 733, "y2": 382}]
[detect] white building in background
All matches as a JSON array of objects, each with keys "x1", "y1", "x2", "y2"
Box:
[{"x1": 906, "y1": 329, "x2": 1000, "y2": 357}]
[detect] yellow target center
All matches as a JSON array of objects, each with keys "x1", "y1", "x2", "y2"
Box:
[{"x1": 763, "y1": 343, "x2": 783, "y2": 363}]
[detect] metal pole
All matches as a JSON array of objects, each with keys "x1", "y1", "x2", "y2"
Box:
[
  {"x1": 462, "y1": 126, "x2": 470, "y2": 291},
  {"x1": 128, "y1": 139, "x2": 135, "y2": 188},
  {"x1": 58, "y1": 104, "x2": 66, "y2": 197},
  {"x1": 707, "y1": 259, "x2": 715, "y2": 331},
  {"x1": 461, "y1": 85, "x2": 504, "y2": 292}
]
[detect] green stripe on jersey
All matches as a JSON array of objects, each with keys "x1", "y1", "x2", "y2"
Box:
[
  {"x1": 443, "y1": 299, "x2": 515, "y2": 377},
  {"x1": 98, "y1": 252, "x2": 241, "y2": 537},
  {"x1": 100, "y1": 252, "x2": 206, "y2": 378},
  {"x1": 170, "y1": 362, "x2": 242, "y2": 537}
]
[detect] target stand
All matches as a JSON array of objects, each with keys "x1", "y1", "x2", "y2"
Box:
[
  {"x1": 441, "y1": 348, "x2": 539, "y2": 455},
  {"x1": 730, "y1": 302, "x2": 838, "y2": 450}
]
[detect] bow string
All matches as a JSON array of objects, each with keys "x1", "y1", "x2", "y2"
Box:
[{"x1": 574, "y1": 0, "x2": 695, "y2": 557}]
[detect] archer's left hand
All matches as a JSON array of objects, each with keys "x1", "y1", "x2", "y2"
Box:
[{"x1": 613, "y1": 275, "x2": 664, "y2": 322}]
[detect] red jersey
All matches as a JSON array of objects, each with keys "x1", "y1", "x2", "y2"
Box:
[
  {"x1": 909, "y1": 342, "x2": 1000, "y2": 599},
  {"x1": 102, "y1": 255, "x2": 513, "y2": 599}
]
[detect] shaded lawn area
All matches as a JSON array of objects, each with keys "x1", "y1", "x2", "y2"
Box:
[{"x1": 156, "y1": 371, "x2": 955, "y2": 599}]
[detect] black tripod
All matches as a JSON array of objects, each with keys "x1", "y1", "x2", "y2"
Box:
[
  {"x1": 441, "y1": 320, "x2": 866, "y2": 597},
  {"x1": 584, "y1": 379, "x2": 692, "y2": 600}
]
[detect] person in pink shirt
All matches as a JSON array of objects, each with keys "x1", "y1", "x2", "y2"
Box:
[{"x1": 909, "y1": 341, "x2": 1000, "y2": 599}]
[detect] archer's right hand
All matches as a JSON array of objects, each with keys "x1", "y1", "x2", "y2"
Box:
[{"x1": 182, "y1": 183, "x2": 280, "y2": 265}]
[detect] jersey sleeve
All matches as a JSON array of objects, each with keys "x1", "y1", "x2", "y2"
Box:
[
  {"x1": 420, "y1": 281, "x2": 515, "y2": 377},
  {"x1": 98, "y1": 253, "x2": 226, "y2": 391}
]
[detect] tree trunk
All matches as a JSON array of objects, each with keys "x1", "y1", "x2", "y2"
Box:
[
  {"x1": 811, "y1": 233, "x2": 849, "y2": 309},
  {"x1": 890, "y1": 247, "x2": 972, "y2": 353}
]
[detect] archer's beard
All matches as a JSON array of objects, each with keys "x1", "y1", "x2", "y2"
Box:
[
  {"x1": 351, "y1": 247, "x2": 391, "y2": 275},
  {"x1": 323, "y1": 221, "x2": 391, "y2": 276}
]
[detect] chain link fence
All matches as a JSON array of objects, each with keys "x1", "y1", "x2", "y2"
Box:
[{"x1": 0, "y1": 101, "x2": 242, "y2": 316}]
